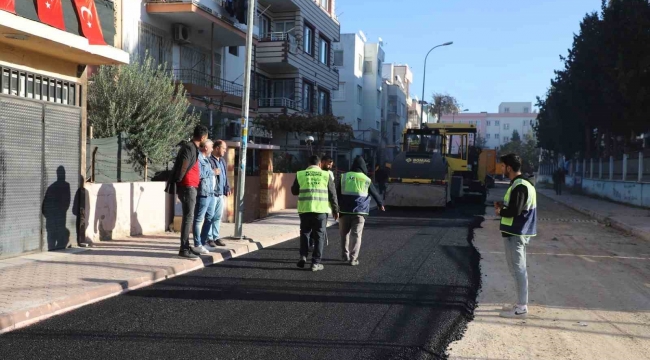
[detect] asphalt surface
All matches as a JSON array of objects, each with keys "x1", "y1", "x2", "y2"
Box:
[{"x1": 0, "y1": 199, "x2": 484, "y2": 360}]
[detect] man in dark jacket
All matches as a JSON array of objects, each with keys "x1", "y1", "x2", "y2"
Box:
[
  {"x1": 166, "y1": 125, "x2": 209, "y2": 259},
  {"x1": 337, "y1": 156, "x2": 385, "y2": 266},
  {"x1": 291, "y1": 155, "x2": 339, "y2": 272}
]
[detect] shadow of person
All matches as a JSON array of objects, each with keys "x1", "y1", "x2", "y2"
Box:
[
  {"x1": 73, "y1": 175, "x2": 91, "y2": 246},
  {"x1": 94, "y1": 184, "x2": 117, "y2": 241},
  {"x1": 42, "y1": 166, "x2": 71, "y2": 250}
]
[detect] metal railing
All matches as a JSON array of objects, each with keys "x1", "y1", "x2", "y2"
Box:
[
  {"x1": 171, "y1": 69, "x2": 244, "y2": 97},
  {"x1": 260, "y1": 32, "x2": 298, "y2": 53},
  {"x1": 258, "y1": 97, "x2": 297, "y2": 109}
]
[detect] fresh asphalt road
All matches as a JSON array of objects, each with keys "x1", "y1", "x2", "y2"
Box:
[{"x1": 0, "y1": 200, "x2": 484, "y2": 360}]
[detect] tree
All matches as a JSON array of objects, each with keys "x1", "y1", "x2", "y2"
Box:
[
  {"x1": 474, "y1": 134, "x2": 487, "y2": 149},
  {"x1": 428, "y1": 93, "x2": 460, "y2": 122},
  {"x1": 511, "y1": 130, "x2": 521, "y2": 142},
  {"x1": 498, "y1": 133, "x2": 540, "y2": 174},
  {"x1": 535, "y1": 0, "x2": 650, "y2": 159},
  {"x1": 88, "y1": 54, "x2": 199, "y2": 174}
]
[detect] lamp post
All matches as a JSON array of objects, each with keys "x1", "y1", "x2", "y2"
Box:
[
  {"x1": 419, "y1": 41, "x2": 453, "y2": 128},
  {"x1": 452, "y1": 108, "x2": 469, "y2": 123}
]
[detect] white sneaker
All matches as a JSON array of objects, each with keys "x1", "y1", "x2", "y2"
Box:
[
  {"x1": 502, "y1": 304, "x2": 516, "y2": 311},
  {"x1": 193, "y1": 246, "x2": 210, "y2": 255},
  {"x1": 499, "y1": 305, "x2": 528, "y2": 319}
]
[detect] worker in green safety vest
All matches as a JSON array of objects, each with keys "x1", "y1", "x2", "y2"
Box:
[
  {"x1": 291, "y1": 155, "x2": 339, "y2": 272},
  {"x1": 494, "y1": 153, "x2": 537, "y2": 319},
  {"x1": 337, "y1": 156, "x2": 385, "y2": 266}
]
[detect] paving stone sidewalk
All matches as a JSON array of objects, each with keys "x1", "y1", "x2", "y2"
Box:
[
  {"x1": 0, "y1": 210, "x2": 335, "y2": 334},
  {"x1": 537, "y1": 188, "x2": 650, "y2": 241}
]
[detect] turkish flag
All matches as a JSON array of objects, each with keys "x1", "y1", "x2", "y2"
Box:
[
  {"x1": 0, "y1": 0, "x2": 16, "y2": 14},
  {"x1": 36, "y1": 0, "x2": 66, "y2": 31},
  {"x1": 73, "y1": 0, "x2": 106, "y2": 45}
]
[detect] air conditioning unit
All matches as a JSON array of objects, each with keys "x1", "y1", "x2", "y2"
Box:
[{"x1": 173, "y1": 24, "x2": 191, "y2": 44}]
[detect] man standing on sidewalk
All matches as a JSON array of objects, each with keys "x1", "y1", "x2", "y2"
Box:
[
  {"x1": 192, "y1": 140, "x2": 216, "y2": 255},
  {"x1": 291, "y1": 155, "x2": 339, "y2": 272},
  {"x1": 337, "y1": 156, "x2": 385, "y2": 266},
  {"x1": 166, "y1": 125, "x2": 209, "y2": 259},
  {"x1": 204, "y1": 140, "x2": 231, "y2": 247},
  {"x1": 495, "y1": 153, "x2": 537, "y2": 318}
]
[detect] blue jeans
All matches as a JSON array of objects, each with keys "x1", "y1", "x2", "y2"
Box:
[
  {"x1": 503, "y1": 236, "x2": 530, "y2": 305},
  {"x1": 193, "y1": 195, "x2": 214, "y2": 247},
  {"x1": 205, "y1": 195, "x2": 225, "y2": 241}
]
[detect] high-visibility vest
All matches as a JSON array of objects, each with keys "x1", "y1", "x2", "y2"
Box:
[
  {"x1": 500, "y1": 178, "x2": 537, "y2": 236},
  {"x1": 296, "y1": 169, "x2": 331, "y2": 214},
  {"x1": 340, "y1": 171, "x2": 372, "y2": 215}
]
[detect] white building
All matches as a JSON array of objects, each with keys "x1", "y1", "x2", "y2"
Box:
[{"x1": 439, "y1": 102, "x2": 538, "y2": 150}]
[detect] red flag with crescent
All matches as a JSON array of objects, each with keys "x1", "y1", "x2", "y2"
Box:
[
  {"x1": 0, "y1": 0, "x2": 16, "y2": 14},
  {"x1": 73, "y1": 0, "x2": 106, "y2": 45},
  {"x1": 36, "y1": 0, "x2": 66, "y2": 30}
]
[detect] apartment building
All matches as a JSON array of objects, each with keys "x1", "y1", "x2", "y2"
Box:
[
  {"x1": 439, "y1": 102, "x2": 538, "y2": 150},
  {"x1": 0, "y1": 1, "x2": 128, "y2": 257},
  {"x1": 255, "y1": 0, "x2": 340, "y2": 122},
  {"x1": 381, "y1": 63, "x2": 412, "y2": 161}
]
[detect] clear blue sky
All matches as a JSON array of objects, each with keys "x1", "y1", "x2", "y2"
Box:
[{"x1": 336, "y1": 0, "x2": 602, "y2": 112}]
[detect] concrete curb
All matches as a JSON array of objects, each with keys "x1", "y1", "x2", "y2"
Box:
[
  {"x1": 0, "y1": 221, "x2": 335, "y2": 335},
  {"x1": 539, "y1": 192, "x2": 650, "y2": 242}
]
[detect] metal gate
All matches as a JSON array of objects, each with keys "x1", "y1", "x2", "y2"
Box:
[{"x1": 0, "y1": 95, "x2": 81, "y2": 258}]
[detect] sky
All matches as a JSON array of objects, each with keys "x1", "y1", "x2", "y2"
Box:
[{"x1": 336, "y1": 0, "x2": 603, "y2": 113}]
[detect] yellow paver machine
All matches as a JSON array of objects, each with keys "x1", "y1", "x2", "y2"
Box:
[{"x1": 384, "y1": 123, "x2": 489, "y2": 208}]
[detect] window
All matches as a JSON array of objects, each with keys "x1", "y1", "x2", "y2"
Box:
[
  {"x1": 357, "y1": 54, "x2": 363, "y2": 72},
  {"x1": 495, "y1": 134, "x2": 500, "y2": 139},
  {"x1": 320, "y1": 0, "x2": 330, "y2": 11},
  {"x1": 274, "y1": 21, "x2": 295, "y2": 35},
  {"x1": 258, "y1": 13, "x2": 271, "y2": 38},
  {"x1": 333, "y1": 82, "x2": 345, "y2": 100},
  {"x1": 376, "y1": 121, "x2": 380, "y2": 129},
  {"x1": 486, "y1": 134, "x2": 491, "y2": 139},
  {"x1": 357, "y1": 85, "x2": 362, "y2": 105},
  {"x1": 503, "y1": 137, "x2": 510, "y2": 143},
  {"x1": 303, "y1": 24, "x2": 314, "y2": 56},
  {"x1": 229, "y1": 46, "x2": 239, "y2": 56},
  {"x1": 504, "y1": 123, "x2": 510, "y2": 130},
  {"x1": 486, "y1": 120, "x2": 491, "y2": 126},
  {"x1": 376, "y1": 90, "x2": 381, "y2": 108},
  {"x1": 333, "y1": 50, "x2": 343, "y2": 66},
  {"x1": 318, "y1": 88, "x2": 330, "y2": 114},
  {"x1": 504, "y1": 107, "x2": 510, "y2": 113},
  {"x1": 495, "y1": 120, "x2": 500, "y2": 126},
  {"x1": 302, "y1": 81, "x2": 314, "y2": 112},
  {"x1": 272, "y1": 79, "x2": 295, "y2": 99},
  {"x1": 319, "y1": 36, "x2": 330, "y2": 65},
  {"x1": 377, "y1": 60, "x2": 382, "y2": 77},
  {"x1": 524, "y1": 107, "x2": 529, "y2": 113}
]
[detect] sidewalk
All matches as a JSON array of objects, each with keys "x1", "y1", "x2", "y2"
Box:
[
  {"x1": 0, "y1": 210, "x2": 335, "y2": 334},
  {"x1": 537, "y1": 188, "x2": 650, "y2": 242}
]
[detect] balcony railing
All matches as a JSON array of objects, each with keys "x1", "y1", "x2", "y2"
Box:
[
  {"x1": 171, "y1": 69, "x2": 244, "y2": 97},
  {"x1": 258, "y1": 97, "x2": 297, "y2": 109},
  {"x1": 260, "y1": 32, "x2": 299, "y2": 54}
]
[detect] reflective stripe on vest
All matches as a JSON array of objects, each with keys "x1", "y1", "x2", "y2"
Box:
[
  {"x1": 341, "y1": 172, "x2": 371, "y2": 197},
  {"x1": 500, "y1": 178, "x2": 537, "y2": 236},
  {"x1": 296, "y1": 169, "x2": 330, "y2": 214}
]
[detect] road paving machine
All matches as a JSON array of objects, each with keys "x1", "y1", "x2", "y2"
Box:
[{"x1": 383, "y1": 123, "x2": 488, "y2": 208}]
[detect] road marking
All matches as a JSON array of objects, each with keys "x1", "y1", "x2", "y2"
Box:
[
  {"x1": 579, "y1": 256, "x2": 596, "y2": 263},
  {"x1": 488, "y1": 252, "x2": 650, "y2": 260}
]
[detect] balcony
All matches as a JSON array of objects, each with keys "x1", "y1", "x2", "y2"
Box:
[
  {"x1": 256, "y1": 32, "x2": 299, "y2": 72},
  {"x1": 144, "y1": 0, "x2": 257, "y2": 47},
  {"x1": 257, "y1": 97, "x2": 301, "y2": 115},
  {"x1": 171, "y1": 69, "x2": 257, "y2": 109}
]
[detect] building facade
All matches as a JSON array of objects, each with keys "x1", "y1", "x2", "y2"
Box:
[
  {"x1": 439, "y1": 102, "x2": 538, "y2": 150},
  {"x1": 0, "y1": 1, "x2": 129, "y2": 258}
]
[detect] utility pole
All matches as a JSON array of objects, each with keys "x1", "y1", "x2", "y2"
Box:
[{"x1": 233, "y1": 0, "x2": 256, "y2": 238}]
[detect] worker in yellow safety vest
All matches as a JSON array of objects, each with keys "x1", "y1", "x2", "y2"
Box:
[
  {"x1": 494, "y1": 153, "x2": 537, "y2": 319},
  {"x1": 291, "y1": 155, "x2": 339, "y2": 272}
]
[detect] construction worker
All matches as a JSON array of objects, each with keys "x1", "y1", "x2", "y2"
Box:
[
  {"x1": 494, "y1": 153, "x2": 537, "y2": 319},
  {"x1": 337, "y1": 156, "x2": 385, "y2": 266},
  {"x1": 291, "y1": 155, "x2": 339, "y2": 272},
  {"x1": 310, "y1": 155, "x2": 336, "y2": 250}
]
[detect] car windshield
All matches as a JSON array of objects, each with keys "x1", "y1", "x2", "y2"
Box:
[{"x1": 404, "y1": 133, "x2": 442, "y2": 153}]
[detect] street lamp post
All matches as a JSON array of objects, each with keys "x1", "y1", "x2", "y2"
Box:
[
  {"x1": 419, "y1": 41, "x2": 453, "y2": 128},
  {"x1": 452, "y1": 108, "x2": 469, "y2": 123}
]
